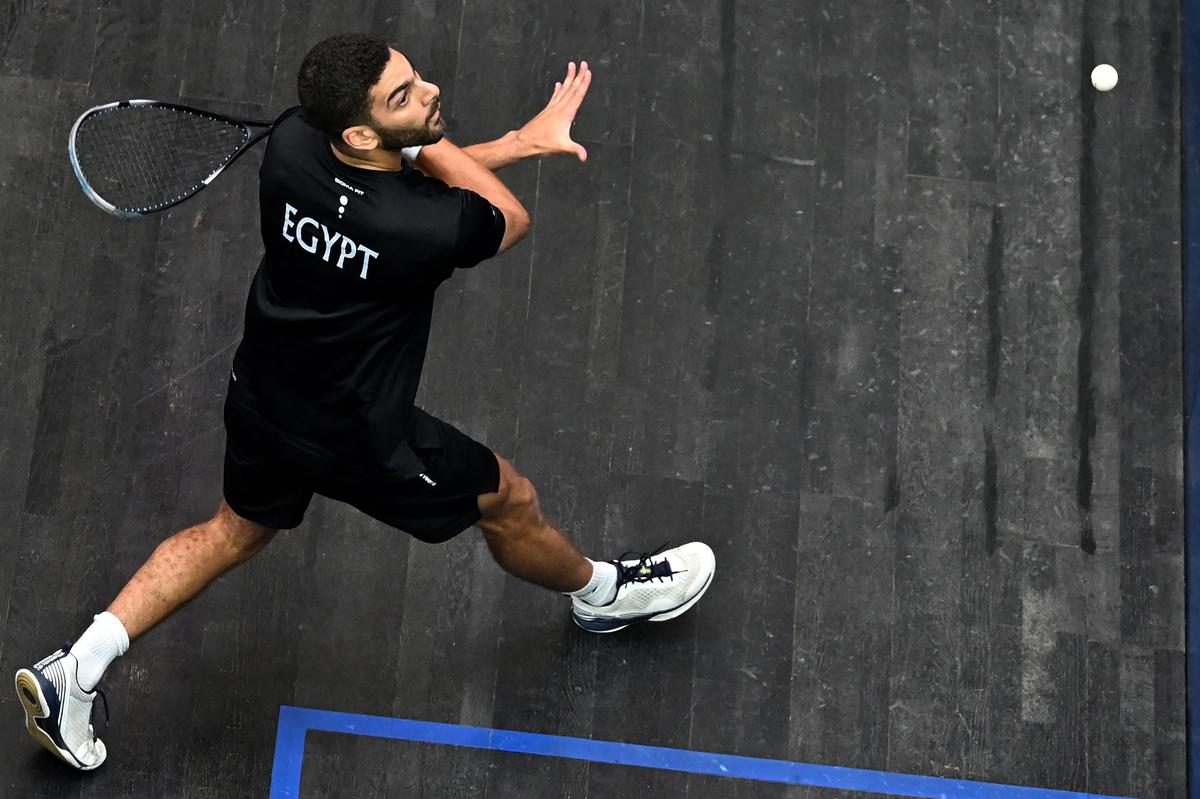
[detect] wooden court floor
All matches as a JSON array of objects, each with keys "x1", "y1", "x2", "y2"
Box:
[{"x1": 0, "y1": 0, "x2": 1186, "y2": 797}]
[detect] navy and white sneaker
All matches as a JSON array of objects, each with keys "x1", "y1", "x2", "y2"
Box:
[
  {"x1": 571, "y1": 542, "x2": 715, "y2": 633},
  {"x1": 14, "y1": 645, "x2": 108, "y2": 770}
]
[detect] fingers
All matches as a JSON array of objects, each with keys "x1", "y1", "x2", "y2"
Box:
[
  {"x1": 567, "y1": 61, "x2": 592, "y2": 107},
  {"x1": 546, "y1": 62, "x2": 575, "y2": 105},
  {"x1": 561, "y1": 61, "x2": 591, "y2": 113},
  {"x1": 549, "y1": 60, "x2": 591, "y2": 108}
]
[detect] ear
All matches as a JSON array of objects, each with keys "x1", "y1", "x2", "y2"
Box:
[{"x1": 341, "y1": 125, "x2": 379, "y2": 151}]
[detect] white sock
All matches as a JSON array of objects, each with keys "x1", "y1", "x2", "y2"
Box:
[
  {"x1": 567, "y1": 560, "x2": 619, "y2": 606},
  {"x1": 70, "y1": 611, "x2": 130, "y2": 692}
]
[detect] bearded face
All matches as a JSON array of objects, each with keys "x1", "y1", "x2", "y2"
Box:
[{"x1": 372, "y1": 98, "x2": 445, "y2": 151}]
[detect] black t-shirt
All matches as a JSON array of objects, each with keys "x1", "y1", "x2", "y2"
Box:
[{"x1": 228, "y1": 107, "x2": 505, "y2": 478}]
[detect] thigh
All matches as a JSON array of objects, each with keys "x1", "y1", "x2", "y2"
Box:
[
  {"x1": 222, "y1": 396, "x2": 314, "y2": 530},
  {"x1": 334, "y1": 408, "x2": 501, "y2": 544}
]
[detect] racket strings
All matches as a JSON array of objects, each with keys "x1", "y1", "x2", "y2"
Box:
[{"x1": 73, "y1": 106, "x2": 251, "y2": 213}]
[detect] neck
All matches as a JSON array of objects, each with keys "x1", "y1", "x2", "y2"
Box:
[{"x1": 329, "y1": 142, "x2": 404, "y2": 172}]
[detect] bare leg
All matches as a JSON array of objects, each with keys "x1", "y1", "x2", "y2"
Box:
[
  {"x1": 108, "y1": 501, "x2": 277, "y2": 640},
  {"x1": 476, "y1": 455, "x2": 592, "y2": 592}
]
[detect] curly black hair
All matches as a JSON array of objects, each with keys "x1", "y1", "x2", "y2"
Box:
[{"x1": 297, "y1": 33, "x2": 391, "y2": 141}]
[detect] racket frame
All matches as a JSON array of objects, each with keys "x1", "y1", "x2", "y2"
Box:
[{"x1": 67, "y1": 99, "x2": 275, "y2": 219}]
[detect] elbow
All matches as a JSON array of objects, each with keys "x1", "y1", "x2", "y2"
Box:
[
  {"x1": 496, "y1": 206, "x2": 533, "y2": 253},
  {"x1": 515, "y1": 210, "x2": 532, "y2": 241}
]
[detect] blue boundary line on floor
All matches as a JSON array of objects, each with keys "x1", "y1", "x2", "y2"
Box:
[
  {"x1": 269, "y1": 705, "x2": 1136, "y2": 798},
  {"x1": 1184, "y1": 0, "x2": 1200, "y2": 797}
]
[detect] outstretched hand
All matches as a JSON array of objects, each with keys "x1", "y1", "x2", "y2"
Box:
[{"x1": 517, "y1": 61, "x2": 593, "y2": 162}]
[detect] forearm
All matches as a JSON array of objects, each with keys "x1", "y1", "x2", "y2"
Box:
[
  {"x1": 414, "y1": 137, "x2": 527, "y2": 214},
  {"x1": 460, "y1": 130, "x2": 548, "y2": 171}
]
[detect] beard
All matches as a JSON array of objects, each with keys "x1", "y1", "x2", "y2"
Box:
[{"x1": 374, "y1": 104, "x2": 446, "y2": 151}]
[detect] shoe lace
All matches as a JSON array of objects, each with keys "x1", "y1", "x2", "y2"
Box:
[
  {"x1": 92, "y1": 689, "x2": 110, "y2": 739},
  {"x1": 612, "y1": 542, "x2": 681, "y2": 587}
]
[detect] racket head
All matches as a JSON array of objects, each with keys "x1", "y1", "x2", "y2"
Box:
[{"x1": 67, "y1": 100, "x2": 272, "y2": 218}]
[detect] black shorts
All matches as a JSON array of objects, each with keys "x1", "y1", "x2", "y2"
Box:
[{"x1": 222, "y1": 401, "x2": 501, "y2": 542}]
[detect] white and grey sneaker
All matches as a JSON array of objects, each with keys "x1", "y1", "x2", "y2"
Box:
[
  {"x1": 15, "y1": 645, "x2": 108, "y2": 770},
  {"x1": 571, "y1": 542, "x2": 715, "y2": 633}
]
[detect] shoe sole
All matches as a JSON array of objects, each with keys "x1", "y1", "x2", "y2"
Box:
[
  {"x1": 572, "y1": 568, "x2": 715, "y2": 634},
  {"x1": 14, "y1": 669, "x2": 103, "y2": 771}
]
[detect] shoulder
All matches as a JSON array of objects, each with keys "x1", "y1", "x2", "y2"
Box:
[
  {"x1": 394, "y1": 170, "x2": 493, "y2": 216},
  {"x1": 397, "y1": 166, "x2": 455, "y2": 196},
  {"x1": 266, "y1": 107, "x2": 324, "y2": 157},
  {"x1": 272, "y1": 106, "x2": 312, "y2": 133}
]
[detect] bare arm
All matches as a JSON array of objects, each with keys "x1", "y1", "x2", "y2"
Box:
[
  {"x1": 412, "y1": 138, "x2": 531, "y2": 253},
  {"x1": 410, "y1": 61, "x2": 594, "y2": 254},
  {"x1": 462, "y1": 130, "x2": 545, "y2": 172}
]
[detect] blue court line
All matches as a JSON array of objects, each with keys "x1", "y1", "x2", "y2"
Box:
[
  {"x1": 1184, "y1": 0, "x2": 1200, "y2": 797},
  {"x1": 269, "y1": 705, "x2": 1136, "y2": 799}
]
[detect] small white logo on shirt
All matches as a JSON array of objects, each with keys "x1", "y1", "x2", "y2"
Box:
[
  {"x1": 333, "y1": 176, "x2": 364, "y2": 196},
  {"x1": 419, "y1": 473, "x2": 437, "y2": 487}
]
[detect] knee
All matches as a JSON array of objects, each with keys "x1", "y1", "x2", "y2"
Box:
[
  {"x1": 210, "y1": 503, "x2": 277, "y2": 560},
  {"x1": 498, "y1": 475, "x2": 540, "y2": 520},
  {"x1": 480, "y1": 467, "x2": 543, "y2": 534}
]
